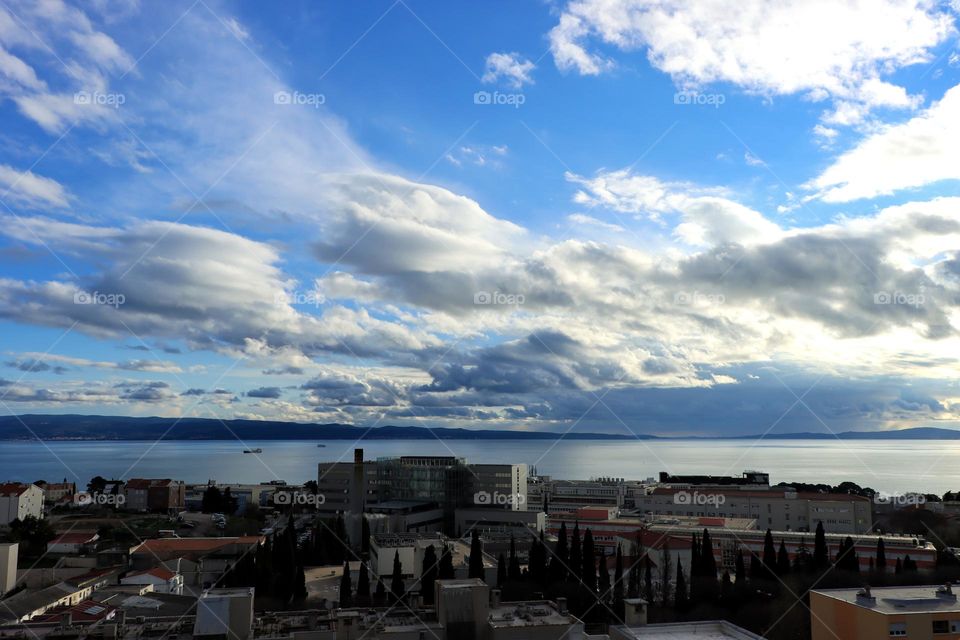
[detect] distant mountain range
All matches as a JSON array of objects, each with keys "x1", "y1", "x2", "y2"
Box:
[{"x1": 1, "y1": 415, "x2": 959, "y2": 441}]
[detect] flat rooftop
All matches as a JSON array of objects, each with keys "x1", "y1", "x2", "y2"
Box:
[
  {"x1": 612, "y1": 620, "x2": 767, "y2": 639},
  {"x1": 487, "y1": 601, "x2": 579, "y2": 628},
  {"x1": 813, "y1": 585, "x2": 960, "y2": 614}
]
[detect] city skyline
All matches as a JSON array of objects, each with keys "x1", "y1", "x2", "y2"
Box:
[{"x1": 2, "y1": 1, "x2": 960, "y2": 434}]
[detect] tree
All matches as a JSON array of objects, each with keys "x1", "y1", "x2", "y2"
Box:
[
  {"x1": 643, "y1": 557, "x2": 654, "y2": 606},
  {"x1": 895, "y1": 558, "x2": 903, "y2": 574},
  {"x1": 508, "y1": 534, "x2": 522, "y2": 582},
  {"x1": 497, "y1": 554, "x2": 507, "y2": 588},
  {"x1": 720, "y1": 570, "x2": 733, "y2": 604},
  {"x1": 339, "y1": 561, "x2": 353, "y2": 607},
  {"x1": 581, "y1": 529, "x2": 597, "y2": 592},
  {"x1": 613, "y1": 545, "x2": 625, "y2": 622},
  {"x1": 421, "y1": 546, "x2": 438, "y2": 605},
  {"x1": 552, "y1": 522, "x2": 569, "y2": 582},
  {"x1": 570, "y1": 523, "x2": 582, "y2": 583},
  {"x1": 776, "y1": 540, "x2": 791, "y2": 576},
  {"x1": 699, "y1": 529, "x2": 718, "y2": 602},
  {"x1": 673, "y1": 556, "x2": 688, "y2": 611},
  {"x1": 813, "y1": 521, "x2": 829, "y2": 570},
  {"x1": 762, "y1": 529, "x2": 777, "y2": 579},
  {"x1": 876, "y1": 538, "x2": 887, "y2": 572},
  {"x1": 734, "y1": 549, "x2": 746, "y2": 598},
  {"x1": 357, "y1": 562, "x2": 371, "y2": 606},
  {"x1": 374, "y1": 578, "x2": 387, "y2": 606},
  {"x1": 597, "y1": 547, "x2": 611, "y2": 599},
  {"x1": 530, "y1": 532, "x2": 547, "y2": 586},
  {"x1": 202, "y1": 486, "x2": 223, "y2": 513},
  {"x1": 438, "y1": 546, "x2": 455, "y2": 579},
  {"x1": 390, "y1": 551, "x2": 404, "y2": 601},
  {"x1": 361, "y1": 517, "x2": 370, "y2": 553},
  {"x1": 294, "y1": 563, "x2": 307, "y2": 601},
  {"x1": 660, "y1": 541, "x2": 672, "y2": 607},
  {"x1": 87, "y1": 476, "x2": 107, "y2": 494},
  {"x1": 469, "y1": 530, "x2": 484, "y2": 579}
]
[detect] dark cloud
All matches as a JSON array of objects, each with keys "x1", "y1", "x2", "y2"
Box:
[{"x1": 246, "y1": 386, "x2": 282, "y2": 399}]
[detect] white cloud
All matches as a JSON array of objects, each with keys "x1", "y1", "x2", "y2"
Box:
[
  {"x1": 0, "y1": 164, "x2": 70, "y2": 208},
  {"x1": 481, "y1": 52, "x2": 536, "y2": 88},
  {"x1": 808, "y1": 82, "x2": 960, "y2": 202},
  {"x1": 549, "y1": 0, "x2": 955, "y2": 122}
]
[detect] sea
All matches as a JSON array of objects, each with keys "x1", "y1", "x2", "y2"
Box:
[{"x1": 0, "y1": 438, "x2": 957, "y2": 495}]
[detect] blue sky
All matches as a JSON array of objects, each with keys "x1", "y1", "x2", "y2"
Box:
[{"x1": 2, "y1": 0, "x2": 960, "y2": 435}]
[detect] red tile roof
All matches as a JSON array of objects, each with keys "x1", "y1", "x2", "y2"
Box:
[
  {"x1": 126, "y1": 566, "x2": 177, "y2": 581},
  {"x1": 0, "y1": 482, "x2": 35, "y2": 497},
  {"x1": 131, "y1": 536, "x2": 262, "y2": 560},
  {"x1": 49, "y1": 533, "x2": 98, "y2": 545}
]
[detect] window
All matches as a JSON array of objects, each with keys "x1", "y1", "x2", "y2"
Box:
[
  {"x1": 951, "y1": 621, "x2": 960, "y2": 633},
  {"x1": 888, "y1": 623, "x2": 905, "y2": 636},
  {"x1": 933, "y1": 619, "x2": 949, "y2": 633}
]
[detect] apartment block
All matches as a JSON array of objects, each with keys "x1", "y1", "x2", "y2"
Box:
[
  {"x1": 811, "y1": 585, "x2": 960, "y2": 640},
  {"x1": 124, "y1": 478, "x2": 186, "y2": 513},
  {"x1": 0, "y1": 482, "x2": 44, "y2": 525}
]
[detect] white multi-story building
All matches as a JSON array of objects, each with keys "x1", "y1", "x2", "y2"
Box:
[{"x1": 0, "y1": 483, "x2": 44, "y2": 525}]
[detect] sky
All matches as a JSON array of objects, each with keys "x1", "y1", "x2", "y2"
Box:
[{"x1": 2, "y1": 0, "x2": 960, "y2": 436}]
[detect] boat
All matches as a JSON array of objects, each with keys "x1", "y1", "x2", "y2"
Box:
[
  {"x1": 316, "y1": 444, "x2": 326, "y2": 447},
  {"x1": 243, "y1": 448, "x2": 263, "y2": 454}
]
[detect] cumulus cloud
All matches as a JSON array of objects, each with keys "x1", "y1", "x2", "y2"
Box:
[
  {"x1": 808, "y1": 82, "x2": 960, "y2": 202},
  {"x1": 482, "y1": 52, "x2": 536, "y2": 88},
  {"x1": 0, "y1": 164, "x2": 70, "y2": 208},
  {"x1": 549, "y1": 0, "x2": 955, "y2": 123}
]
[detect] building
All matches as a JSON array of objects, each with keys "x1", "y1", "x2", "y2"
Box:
[
  {"x1": 455, "y1": 506, "x2": 545, "y2": 535},
  {"x1": 124, "y1": 478, "x2": 185, "y2": 512},
  {"x1": 46, "y1": 532, "x2": 99, "y2": 554},
  {"x1": 194, "y1": 588, "x2": 255, "y2": 640},
  {"x1": 129, "y1": 536, "x2": 263, "y2": 588},
  {"x1": 810, "y1": 584, "x2": 960, "y2": 639},
  {"x1": 0, "y1": 543, "x2": 17, "y2": 597},
  {"x1": 186, "y1": 481, "x2": 284, "y2": 514},
  {"x1": 317, "y1": 449, "x2": 530, "y2": 535},
  {"x1": 0, "y1": 483, "x2": 43, "y2": 525},
  {"x1": 0, "y1": 568, "x2": 118, "y2": 624},
  {"x1": 611, "y1": 620, "x2": 768, "y2": 639},
  {"x1": 40, "y1": 481, "x2": 76, "y2": 504},
  {"x1": 635, "y1": 484, "x2": 872, "y2": 533},
  {"x1": 528, "y1": 476, "x2": 632, "y2": 513},
  {"x1": 546, "y1": 509, "x2": 936, "y2": 586},
  {"x1": 121, "y1": 566, "x2": 184, "y2": 594}
]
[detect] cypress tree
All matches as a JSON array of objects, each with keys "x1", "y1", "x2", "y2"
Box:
[
  {"x1": 420, "y1": 546, "x2": 437, "y2": 605},
  {"x1": 659, "y1": 541, "x2": 672, "y2": 606},
  {"x1": 552, "y1": 522, "x2": 569, "y2": 582},
  {"x1": 469, "y1": 530, "x2": 484, "y2": 579},
  {"x1": 294, "y1": 563, "x2": 307, "y2": 601},
  {"x1": 582, "y1": 529, "x2": 597, "y2": 592},
  {"x1": 613, "y1": 544, "x2": 624, "y2": 620},
  {"x1": 508, "y1": 534, "x2": 522, "y2": 582},
  {"x1": 339, "y1": 561, "x2": 353, "y2": 608},
  {"x1": 876, "y1": 538, "x2": 887, "y2": 572},
  {"x1": 627, "y1": 538, "x2": 640, "y2": 599},
  {"x1": 776, "y1": 540, "x2": 790, "y2": 576},
  {"x1": 813, "y1": 521, "x2": 829, "y2": 570},
  {"x1": 700, "y1": 529, "x2": 718, "y2": 601},
  {"x1": 598, "y1": 547, "x2": 611, "y2": 599},
  {"x1": 762, "y1": 529, "x2": 777, "y2": 579},
  {"x1": 895, "y1": 557, "x2": 903, "y2": 574},
  {"x1": 439, "y1": 546, "x2": 455, "y2": 579},
  {"x1": 734, "y1": 549, "x2": 746, "y2": 600},
  {"x1": 497, "y1": 553, "x2": 507, "y2": 587},
  {"x1": 674, "y1": 556, "x2": 687, "y2": 611},
  {"x1": 570, "y1": 523, "x2": 582, "y2": 583},
  {"x1": 749, "y1": 553, "x2": 763, "y2": 581},
  {"x1": 374, "y1": 578, "x2": 386, "y2": 606},
  {"x1": 357, "y1": 562, "x2": 370, "y2": 605},
  {"x1": 720, "y1": 570, "x2": 733, "y2": 604},
  {"x1": 390, "y1": 550, "x2": 404, "y2": 601},
  {"x1": 643, "y1": 557, "x2": 654, "y2": 606}
]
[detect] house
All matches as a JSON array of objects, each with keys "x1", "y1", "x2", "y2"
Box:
[
  {"x1": 0, "y1": 483, "x2": 44, "y2": 525},
  {"x1": 121, "y1": 566, "x2": 184, "y2": 595},
  {"x1": 129, "y1": 537, "x2": 262, "y2": 588},
  {"x1": 47, "y1": 532, "x2": 99, "y2": 554},
  {"x1": 40, "y1": 481, "x2": 76, "y2": 504},
  {"x1": 124, "y1": 479, "x2": 186, "y2": 513}
]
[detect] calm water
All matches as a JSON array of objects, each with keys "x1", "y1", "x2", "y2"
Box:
[{"x1": 2, "y1": 439, "x2": 960, "y2": 495}]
